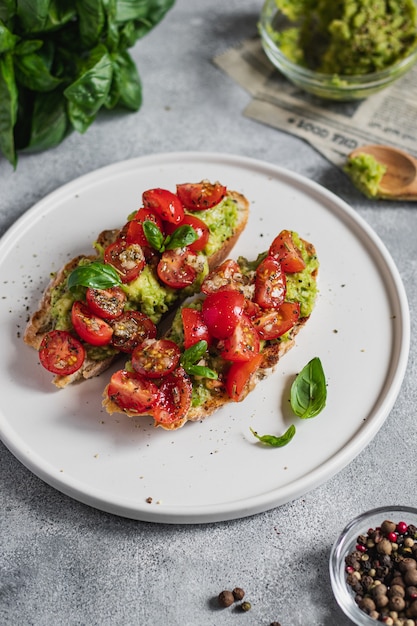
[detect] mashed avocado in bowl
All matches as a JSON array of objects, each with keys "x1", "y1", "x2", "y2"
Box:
[{"x1": 260, "y1": 0, "x2": 417, "y2": 100}]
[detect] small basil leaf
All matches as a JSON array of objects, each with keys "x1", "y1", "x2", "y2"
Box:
[
  {"x1": 290, "y1": 357, "x2": 327, "y2": 419},
  {"x1": 185, "y1": 364, "x2": 218, "y2": 380},
  {"x1": 67, "y1": 262, "x2": 122, "y2": 290},
  {"x1": 180, "y1": 340, "x2": 208, "y2": 369},
  {"x1": 237, "y1": 251, "x2": 268, "y2": 273},
  {"x1": 143, "y1": 220, "x2": 164, "y2": 252},
  {"x1": 250, "y1": 425, "x2": 296, "y2": 447},
  {"x1": 165, "y1": 225, "x2": 198, "y2": 250}
]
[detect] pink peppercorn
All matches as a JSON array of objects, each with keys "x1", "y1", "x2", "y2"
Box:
[
  {"x1": 397, "y1": 521, "x2": 408, "y2": 534},
  {"x1": 387, "y1": 532, "x2": 398, "y2": 543},
  {"x1": 356, "y1": 544, "x2": 367, "y2": 552}
]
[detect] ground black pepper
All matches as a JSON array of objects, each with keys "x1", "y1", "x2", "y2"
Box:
[{"x1": 345, "y1": 519, "x2": 417, "y2": 624}]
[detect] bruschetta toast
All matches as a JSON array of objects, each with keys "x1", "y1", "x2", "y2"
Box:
[
  {"x1": 24, "y1": 181, "x2": 249, "y2": 387},
  {"x1": 103, "y1": 230, "x2": 319, "y2": 430}
]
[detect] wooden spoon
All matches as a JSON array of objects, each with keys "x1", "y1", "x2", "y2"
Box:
[{"x1": 349, "y1": 144, "x2": 417, "y2": 200}]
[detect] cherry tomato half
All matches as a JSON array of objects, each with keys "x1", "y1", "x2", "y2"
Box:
[
  {"x1": 131, "y1": 338, "x2": 181, "y2": 379},
  {"x1": 157, "y1": 248, "x2": 198, "y2": 289},
  {"x1": 39, "y1": 330, "x2": 85, "y2": 376},
  {"x1": 86, "y1": 286, "x2": 126, "y2": 320},
  {"x1": 221, "y1": 315, "x2": 260, "y2": 362},
  {"x1": 110, "y1": 311, "x2": 157, "y2": 353},
  {"x1": 226, "y1": 353, "x2": 263, "y2": 402},
  {"x1": 164, "y1": 214, "x2": 210, "y2": 253},
  {"x1": 269, "y1": 230, "x2": 306, "y2": 273},
  {"x1": 254, "y1": 256, "x2": 286, "y2": 310},
  {"x1": 176, "y1": 181, "x2": 226, "y2": 211},
  {"x1": 181, "y1": 308, "x2": 211, "y2": 349},
  {"x1": 201, "y1": 259, "x2": 244, "y2": 294},
  {"x1": 153, "y1": 367, "x2": 193, "y2": 426},
  {"x1": 202, "y1": 290, "x2": 245, "y2": 339},
  {"x1": 71, "y1": 301, "x2": 113, "y2": 346},
  {"x1": 107, "y1": 370, "x2": 159, "y2": 414},
  {"x1": 125, "y1": 207, "x2": 164, "y2": 247},
  {"x1": 253, "y1": 302, "x2": 300, "y2": 340},
  {"x1": 142, "y1": 188, "x2": 185, "y2": 224},
  {"x1": 104, "y1": 239, "x2": 145, "y2": 284}
]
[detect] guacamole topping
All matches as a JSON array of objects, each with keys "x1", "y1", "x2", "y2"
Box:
[
  {"x1": 193, "y1": 196, "x2": 239, "y2": 257},
  {"x1": 344, "y1": 153, "x2": 387, "y2": 198},
  {"x1": 269, "y1": 0, "x2": 417, "y2": 75}
]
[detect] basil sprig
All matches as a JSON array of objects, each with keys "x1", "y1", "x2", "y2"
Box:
[
  {"x1": 250, "y1": 425, "x2": 296, "y2": 448},
  {"x1": 143, "y1": 221, "x2": 198, "y2": 253},
  {"x1": 290, "y1": 357, "x2": 327, "y2": 419},
  {"x1": 180, "y1": 340, "x2": 218, "y2": 380},
  {"x1": 67, "y1": 262, "x2": 122, "y2": 290}
]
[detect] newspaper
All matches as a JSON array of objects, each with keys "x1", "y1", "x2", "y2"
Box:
[{"x1": 214, "y1": 37, "x2": 417, "y2": 168}]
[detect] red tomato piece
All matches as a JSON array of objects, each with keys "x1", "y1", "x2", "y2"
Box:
[
  {"x1": 131, "y1": 338, "x2": 181, "y2": 379},
  {"x1": 201, "y1": 259, "x2": 244, "y2": 294},
  {"x1": 181, "y1": 308, "x2": 211, "y2": 349},
  {"x1": 176, "y1": 181, "x2": 226, "y2": 211},
  {"x1": 104, "y1": 239, "x2": 145, "y2": 284},
  {"x1": 253, "y1": 302, "x2": 300, "y2": 340},
  {"x1": 142, "y1": 188, "x2": 185, "y2": 224},
  {"x1": 226, "y1": 353, "x2": 263, "y2": 402},
  {"x1": 153, "y1": 367, "x2": 193, "y2": 425},
  {"x1": 107, "y1": 370, "x2": 159, "y2": 414},
  {"x1": 221, "y1": 315, "x2": 260, "y2": 362},
  {"x1": 157, "y1": 248, "x2": 198, "y2": 289},
  {"x1": 39, "y1": 330, "x2": 85, "y2": 376},
  {"x1": 269, "y1": 230, "x2": 306, "y2": 273},
  {"x1": 254, "y1": 256, "x2": 286, "y2": 310},
  {"x1": 125, "y1": 207, "x2": 164, "y2": 247},
  {"x1": 202, "y1": 290, "x2": 245, "y2": 339},
  {"x1": 86, "y1": 286, "x2": 126, "y2": 320},
  {"x1": 110, "y1": 311, "x2": 157, "y2": 353},
  {"x1": 71, "y1": 301, "x2": 113, "y2": 346},
  {"x1": 164, "y1": 214, "x2": 210, "y2": 253}
]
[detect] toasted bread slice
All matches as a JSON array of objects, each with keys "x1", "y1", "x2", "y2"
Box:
[
  {"x1": 103, "y1": 236, "x2": 318, "y2": 430},
  {"x1": 24, "y1": 188, "x2": 249, "y2": 387}
]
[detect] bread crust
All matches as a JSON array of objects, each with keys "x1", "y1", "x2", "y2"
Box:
[{"x1": 24, "y1": 191, "x2": 249, "y2": 387}]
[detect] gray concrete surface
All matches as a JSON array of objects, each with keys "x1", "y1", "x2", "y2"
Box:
[{"x1": 1, "y1": 1, "x2": 417, "y2": 625}]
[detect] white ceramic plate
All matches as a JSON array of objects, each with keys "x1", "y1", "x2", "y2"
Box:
[{"x1": 0, "y1": 152, "x2": 409, "y2": 524}]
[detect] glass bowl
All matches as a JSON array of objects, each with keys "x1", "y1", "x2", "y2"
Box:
[
  {"x1": 330, "y1": 506, "x2": 417, "y2": 625},
  {"x1": 259, "y1": 0, "x2": 417, "y2": 101}
]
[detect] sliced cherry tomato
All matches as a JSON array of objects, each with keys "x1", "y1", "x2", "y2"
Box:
[
  {"x1": 104, "y1": 239, "x2": 145, "y2": 284},
  {"x1": 201, "y1": 259, "x2": 244, "y2": 294},
  {"x1": 131, "y1": 338, "x2": 181, "y2": 378},
  {"x1": 110, "y1": 311, "x2": 157, "y2": 353},
  {"x1": 202, "y1": 290, "x2": 245, "y2": 339},
  {"x1": 71, "y1": 301, "x2": 113, "y2": 346},
  {"x1": 221, "y1": 315, "x2": 260, "y2": 362},
  {"x1": 125, "y1": 207, "x2": 164, "y2": 247},
  {"x1": 153, "y1": 367, "x2": 193, "y2": 425},
  {"x1": 39, "y1": 330, "x2": 85, "y2": 376},
  {"x1": 164, "y1": 214, "x2": 210, "y2": 253},
  {"x1": 181, "y1": 308, "x2": 211, "y2": 349},
  {"x1": 254, "y1": 256, "x2": 286, "y2": 310},
  {"x1": 142, "y1": 188, "x2": 184, "y2": 224},
  {"x1": 86, "y1": 286, "x2": 126, "y2": 320},
  {"x1": 176, "y1": 181, "x2": 226, "y2": 211},
  {"x1": 157, "y1": 248, "x2": 199, "y2": 289},
  {"x1": 253, "y1": 302, "x2": 300, "y2": 340},
  {"x1": 269, "y1": 230, "x2": 306, "y2": 273},
  {"x1": 226, "y1": 353, "x2": 263, "y2": 402},
  {"x1": 107, "y1": 370, "x2": 159, "y2": 414},
  {"x1": 244, "y1": 299, "x2": 262, "y2": 319}
]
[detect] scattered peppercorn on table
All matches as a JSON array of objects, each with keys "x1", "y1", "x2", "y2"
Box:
[{"x1": 1, "y1": 1, "x2": 416, "y2": 625}]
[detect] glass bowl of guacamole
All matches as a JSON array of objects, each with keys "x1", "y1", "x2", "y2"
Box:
[{"x1": 259, "y1": 0, "x2": 417, "y2": 100}]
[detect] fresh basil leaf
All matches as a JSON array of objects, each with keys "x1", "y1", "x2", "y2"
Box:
[
  {"x1": 185, "y1": 364, "x2": 218, "y2": 380},
  {"x1": 76, "y1": 0, "x2": 105, "y2": 48},
  {"x1": 108, "y1": 50, "x2": 142, "y2": 111},
  {"x1": 237, "y1": 251, "x2": 268, "y2": 273},
  {"x1": 290, "y1": 357, "x2": 327, "y2": 419},
  {"x1": 0, "y1": 20, "x2": 19, "y2": 53},
  {"x1": 15, "y1": 51, "x2": 62, "y2": 92},
  {"x1": 143, "y1": 220, "x2": 164, "y2": 252},
  {"x1": 0, "y1": 54, "x2": 17, "y2": 167},
  {"x1": 67, "y1": 262, "x2": 122, "y2": 290},
  {"x1": 180, "y1": 340, "x2": 208, "y2": 369},
  {"x1": 250, "y1": 425, "x2": 296, "y2": 447},
  {"x1": 27, "y1": 90, "x2": 68, "y2": 151},
  {"x1": 16, "y1": 0, "x2": 50, "y2": 33},
  {"x1": 165, "y1": 225, "x2": 198, "y2": 251}
]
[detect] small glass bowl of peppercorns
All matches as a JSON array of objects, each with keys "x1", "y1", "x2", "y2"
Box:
[{"x1": 330, "y1": 506, "x2": 417, "y2": 625}]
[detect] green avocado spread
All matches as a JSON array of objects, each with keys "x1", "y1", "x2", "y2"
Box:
[
  {"x1": 344, "y1": 153, "x2": 387, "y2": 198},
  {"x1": 268, "y1": 0, "x2": 417, "y2": 75}
]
